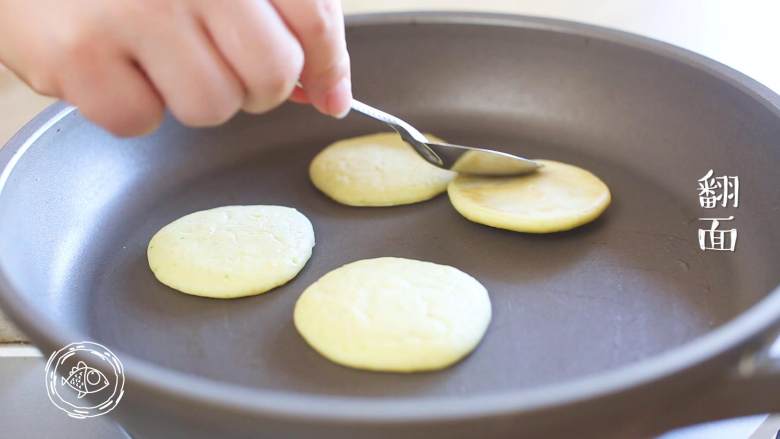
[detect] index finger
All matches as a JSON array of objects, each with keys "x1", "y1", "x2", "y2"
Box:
[{"x1": 270, "y1": 0, "x2": 352, "y2": 118}]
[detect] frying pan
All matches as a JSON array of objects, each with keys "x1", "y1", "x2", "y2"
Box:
[{"x1": 0, "y1": 12, "x2": 778, "y2": 439}]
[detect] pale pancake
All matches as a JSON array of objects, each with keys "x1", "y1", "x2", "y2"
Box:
[
  {"x1": 148, "y1": 205, "x2": 315, "y2": 298},
  {"x1": 309, "y1": 132, "x2": 455, "y2": 206},
  {"x1": 294, "y1": 257, "x2": 491, "y2": 372}
]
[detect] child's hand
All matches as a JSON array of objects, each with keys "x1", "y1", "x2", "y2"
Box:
[{"x1": 0, "y1": 0, "x2": 352, "y2": 136}]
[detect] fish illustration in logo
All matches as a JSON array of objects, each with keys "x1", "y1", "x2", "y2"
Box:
[{"x1": 61, "y1": 361, "x2": 110, "y2": 398}]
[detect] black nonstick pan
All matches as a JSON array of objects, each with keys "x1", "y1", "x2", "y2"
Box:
[{"x1": 0, "y1": 12, "x2": 778, "y2": 439}]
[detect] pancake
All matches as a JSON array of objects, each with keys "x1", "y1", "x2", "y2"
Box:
[
  {"x1": 447, "y1": 159, "x2": 610, "y2": 233},
  {"x1": 294, "y1": 257, "x2": 491, "y2": 372},
  {"x1": 309, "y1": 132, "x2": 455, "y2": 206},
  {"x1": 147, "y1": 205, "x2": 315, "y2": 298}
]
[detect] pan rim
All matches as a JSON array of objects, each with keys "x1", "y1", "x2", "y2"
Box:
[{"x1": 0, "y1": 11, "x2": 778, "y2": 423}]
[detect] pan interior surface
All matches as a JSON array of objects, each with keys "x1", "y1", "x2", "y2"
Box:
[{"x1": 0, "y1": 17, "x2": 778, "y2": 402}]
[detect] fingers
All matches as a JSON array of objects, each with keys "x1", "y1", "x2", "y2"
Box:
[
  {"x1": 1, "y1": 0, "x2": 351, "y2": 137},
  {"x1": 60, "y1": 52, "x2": 164, "y2": 137},
  {"x1": 270, "y1": 0, "x2": 352, "y2": 118},
  {"x1": 127, "y1": 9, "x2": 244, "y2": 128},
  {"x1": 199, "y1": 0, "x2": 303, "y2": 114},
  {"x1": 288, "y1": 85, "x2": 311, "y2": 104}
]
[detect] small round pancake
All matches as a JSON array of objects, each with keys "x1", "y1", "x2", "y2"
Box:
[
  {"x1": 448, "y1": 159, "x2": 611, "y2": 233},
  {"x1": 309, "y1": 132, "x2": 455, "y2": 206},
  {"x1": 148, "y1": 205, "x2": 315, "y2": 299},
  {"x1": 294, "y1": 257, "x2": 491, "y2": 372}
]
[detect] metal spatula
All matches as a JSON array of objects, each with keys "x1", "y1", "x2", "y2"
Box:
[{"x1": 350, "y1": 99, "x2": 540, "y2": 176}]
